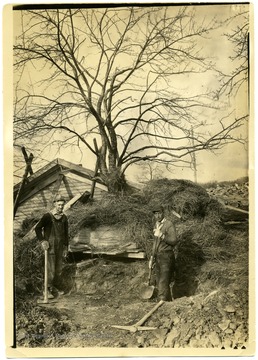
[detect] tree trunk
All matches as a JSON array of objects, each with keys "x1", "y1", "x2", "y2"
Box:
[
  {"x1": 104, "y1": 168, "x2": 128, "y2": 194},
  {"x1": 95, "y1": 142, "x2": 127, "y2": 193},
  {"x1": 99, "y1": 161, "x2": 127, "y2": 193}
]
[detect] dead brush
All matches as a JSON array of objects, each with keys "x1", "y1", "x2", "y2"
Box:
[
  {"x1": 14, "y1": 177, "x2": 247, "y2": 304},
  {"x1": 68, "y1": 193, "x2": 154, "y2": 251},
  {"x1": 142, "y1": 178, "x2": 210, "y2": 219},
  {"x1": 14, "y1": 236, "x2": 44, "y2": 297},
  {"x1": 68, "y1": 179, "x2": 233, "y2": 265},
  {"x1": 122, "y1": 221, "x2": 153, "y2": 255}
]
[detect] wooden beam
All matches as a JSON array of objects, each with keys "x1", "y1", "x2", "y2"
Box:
[
  {"x1": 13, "y1": 152, "x2": 34, "y2": 218},
  {"x1": 90, "y1": 138, "x2": 100, "y2": 199},
  {"x1": 64, "y1": 193, "x2": 83, "y2": 211},
  {"x1": 15, "y1": 171, "x2": 60, "y2": 205},
  {"x1": 225, "y1": 205, "x2": 249, "y2": 215},
  {"x1": 63, "y1": 175, "x2": 74, "y2": 199},
  {"x1": 81, "y1": 250, "x2": 146, "y2": 259},
  {"x1": 21, "y1": 146, "x2": 33, "y2": 175}
]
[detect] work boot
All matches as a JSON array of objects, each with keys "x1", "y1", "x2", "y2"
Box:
[
  {"x1": 56, "y1": 289, "x2": 64, "y2": 296},
  {"x1": 51, "y1": 286, "x2": 64, "y2": 296}
]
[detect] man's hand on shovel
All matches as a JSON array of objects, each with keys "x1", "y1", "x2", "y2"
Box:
[
  {"x1": 63, "y1": 246, "x2": 68, "y2": 260},
  {"x1": 41, "y1": 240, "x2": 49, "y2": 251}
]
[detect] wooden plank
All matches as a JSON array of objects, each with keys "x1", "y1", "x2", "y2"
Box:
[
  {"x1": 56, "y1": 158, "x2": 96, "y2": 180},
  {"x1": 224, "y1": 205, "x2": 249, "y2": 214},
  {"x1": 13, "y1": 152, "x2": 34, "y2": 217},
  {"x1": 63, "y1": 175, "x2": 74, "y2": 199},
  {"x1": 16, "y1": 171, "x2": 60, "y2": 204},
  {"x1": 64, "y1": 193, "x2": 83, "y2": 211},
  {"x1": 121, "y1": 252, "x2": 146, "y2": 259},
  {"x1": 81, "y1": 250, "x2": 146, "y2": 259},
  {"x1": 90, "y1": 138, "x2": 100, "y2": 199},
  {"x1": 21, "y1": 146, "x2": 33, "y2": 175}
]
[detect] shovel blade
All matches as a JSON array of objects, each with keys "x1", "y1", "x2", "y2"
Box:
[{"x1": 141, "y1": 284, "x2": 155, "y2": 300}]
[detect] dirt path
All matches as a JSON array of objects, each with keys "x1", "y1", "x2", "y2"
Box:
[
  {"x1": 50, "y1": 294, "x2": 159, "y2": 347},
  {"x1": 32, "y1": 256, "x2": 248, "y2": 349}
]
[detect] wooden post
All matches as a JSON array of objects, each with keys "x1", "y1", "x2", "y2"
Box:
[
  {"x1": 21, "y1": 146, "x2": 33, "y2": 176},
  {"x1": 90, "y1": 138, "x2": 100, "y2": 199},
  {"x1": 13, "y1": 151, "x2": 34, "y2": 218}
]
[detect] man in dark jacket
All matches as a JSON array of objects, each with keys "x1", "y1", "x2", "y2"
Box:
[
  {"x1": 35, "y1": 194, "x2": 69, "y2": 298},
  {"x1": 149, "y1": 205, "x2": 178, "y2": 301}
]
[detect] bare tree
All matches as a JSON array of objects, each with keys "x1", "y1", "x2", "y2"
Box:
[
  {"x1": 135, "y1": 161, "x2": 165, "y2": 184},
  {"x1": 217, "y1": 10, "x2": 249, "y2": 97},
  {"x1": 13, "y1": 6, "x2": 247, "y2": 192}
]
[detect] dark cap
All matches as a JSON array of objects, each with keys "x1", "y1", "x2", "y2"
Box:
[{"x1": 53, "y1": 194, "x2": 66, "y2": 203}]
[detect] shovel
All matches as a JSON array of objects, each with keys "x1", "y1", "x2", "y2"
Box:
[
  {"x1": 37, "y1": 247, "x2": 56, "y2": 305},
  {"x1": 141, "y1": 237, "x2": 161, "y2": 300},
  {"x1": 141, "y1": 264, "x2": 155, "y2": 300}
]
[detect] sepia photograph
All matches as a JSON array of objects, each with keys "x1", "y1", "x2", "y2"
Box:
[{"x1": 4, "y1": 1, "x2": 254, "y2": 357}]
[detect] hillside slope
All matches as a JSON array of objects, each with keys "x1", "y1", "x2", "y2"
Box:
[{"x1": 14, "y1": 179, "x2": 250, "y2": 350}]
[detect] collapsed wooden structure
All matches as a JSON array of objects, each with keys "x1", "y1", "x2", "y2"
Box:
[
  {"x1": 13, "y1": 158, "x2": 107, "y2": 230},
  {"x1": 13, "y1": 158, "x2": 145, "y2": 259}
]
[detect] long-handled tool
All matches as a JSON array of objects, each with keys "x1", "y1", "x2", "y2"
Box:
[
  {"x1": 111, "y1": 300, "x2": 164, "y2": 333},
  {"x1": 37, "y1": 247, "x2": 56, "y2": 305},
  {"x1": 141, "y1": 237, "x2": 161, "y2": 300}
]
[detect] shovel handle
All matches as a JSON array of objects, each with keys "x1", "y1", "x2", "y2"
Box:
[
  {"x1": 147, "y1": 259, "x2": 154, "y2": 284},
  {"x1": 151, "y1": 236, "x2": 161, "y2": 260},
  {"x1": 147, "y1": 236, "x2": 162, "y2": 285},
  {"x1": 147, "y1": 268, "x2": 152, "y2": 285},
  {"x1": 43, "y1": 249, "x2": 48, "y2": 303}
]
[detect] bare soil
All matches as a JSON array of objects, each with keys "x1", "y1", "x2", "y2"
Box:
[
  {"x1": 15, "y1": 180, "x2": 249, "y2": 349},
  {"x1": 16, "y1": 238, "x2": 249, "y2": 349}
]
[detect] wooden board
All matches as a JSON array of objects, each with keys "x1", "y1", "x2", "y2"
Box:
[{"x1": 81, "y1": 250, "x2": 146, "y2": 259}]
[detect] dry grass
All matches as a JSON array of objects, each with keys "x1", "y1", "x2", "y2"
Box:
[
  {"x1": 14, "y1": 236, "x2": 44, "y2": 297},
  {"x1": 142, "y1": 178, "x2": 210, "y2": 219},
  {"x1": 14, "y1": 178, "x2": 248, "y2": 298}
]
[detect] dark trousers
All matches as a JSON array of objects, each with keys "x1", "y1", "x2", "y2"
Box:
[
  {"x1": 155, "y1": 251, "x2": 175, "y2": 301},
  {"x1": 47, "y1": 246, "x2": 63, "y2": 289}
]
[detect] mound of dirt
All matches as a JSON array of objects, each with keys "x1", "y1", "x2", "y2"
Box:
[
  {"x1": 14, "y1": 178, "x2": 249, "y2": 349},
  {"x1": 143, "y1": 178, "x2": 211, "y2": 220}
]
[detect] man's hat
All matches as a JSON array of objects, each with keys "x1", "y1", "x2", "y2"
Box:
[
  {"x1": 53, "y1": 194, "x2": 66, "y2": 203},
  {"x1": 152, "y1": 204, "x2": 164, "y2": 213}
]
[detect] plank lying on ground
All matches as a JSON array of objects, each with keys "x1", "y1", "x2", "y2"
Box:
[
  {"x1": 69, "y1": 245, "x2": 91, "y2": 252},
  {"x1": 76, "y1": 258, "x2": 98, "y2": 269},
  {"x1": 223, "y1": 221, "x2": 248, "y2": 225},
  {"x1": 225, "y1": 205, "x2": 249, "y2": 214},
  {"x1": 82, "y1": 250, "x2": 146, "y2": 259}
]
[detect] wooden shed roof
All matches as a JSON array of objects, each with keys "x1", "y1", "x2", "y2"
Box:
[{"x1": 13, "y1": 158, "x2": 106, "y2": 204}]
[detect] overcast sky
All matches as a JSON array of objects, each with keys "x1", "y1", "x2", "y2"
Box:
[{"x1": 11, "y1": 3, "x2": 250, "y2": 185}]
